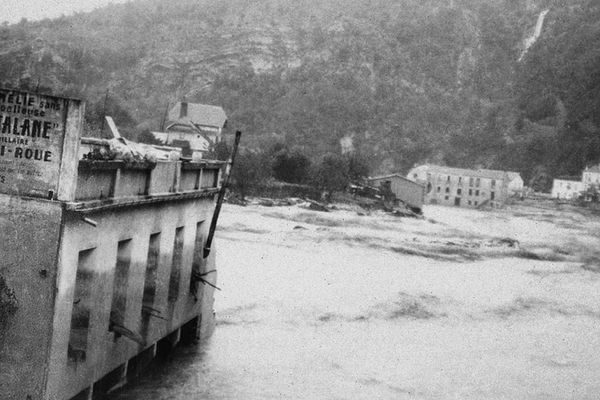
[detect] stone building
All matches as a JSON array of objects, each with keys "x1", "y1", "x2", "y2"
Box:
[{"x1": 407, "y1": 164, "x2": 523, "y2": 208}]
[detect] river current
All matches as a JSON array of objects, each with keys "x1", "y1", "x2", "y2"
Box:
[{"x1": 111, "y1": 204, "x2": 600, "y2": 400}]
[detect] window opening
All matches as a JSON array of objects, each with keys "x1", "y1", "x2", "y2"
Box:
[
  {"x1": 190, "y1": 222, "x2": 205, "y2": 301},
  {"x1": 68, "y1": 248, "x2": 95, "y2": 363},
  {"x1": 110, "y1": 239, "x2": 132, "y2": 337},
  {"x1": 169, "y1": 227, "x2": 185, "y2": 301},
  {"x1": 141, "y1": 233, "x2": 161, "y2": 336}
]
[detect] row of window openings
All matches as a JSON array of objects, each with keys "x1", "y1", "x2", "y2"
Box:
[
  {"x1": 437, "y1": 186, "x2": 495, "y2": 199},
  {"x1": 442, "y1": 196, "x2": 481, "y2": 206},
  {"x1": 430, "y1": 174, "x2": 496, "y2": 188},
  {"x1": 68, "y1": 222, "x2": 205, "y2": 363}
]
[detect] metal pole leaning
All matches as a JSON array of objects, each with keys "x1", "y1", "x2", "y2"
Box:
[{"x1": 203, "y1": 130, "x2": 242, "y2": 259}]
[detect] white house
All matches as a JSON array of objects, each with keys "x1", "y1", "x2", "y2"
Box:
[
  {"x1": 152, "y1": 102, "x2": 227, "y2": 157},
  {"x1": 582, "y1": 165, "x2": 600, "y2": 190},
  {"x1": 551, "y1": 178, "x2": 585, "y2": 199},
  {"x1": 506, "y1": 171, "x2": 525, "y2": 193}
]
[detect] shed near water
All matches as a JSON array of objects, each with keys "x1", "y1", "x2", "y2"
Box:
[{"x1": 368, "y1": 173, "x2": 425, "y2": 211}]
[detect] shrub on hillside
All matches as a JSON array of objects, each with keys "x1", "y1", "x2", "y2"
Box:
[
  {"x1": 313, "y1": 153, "x2": 350, "y2": 202},
  {"x1": 271, "y1": 147, "x2": 311, "y2": 184}
]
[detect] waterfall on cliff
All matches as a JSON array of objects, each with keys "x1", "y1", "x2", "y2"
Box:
[{"x1": 519, "y1": 9, "x2": 550, "y2": 61}]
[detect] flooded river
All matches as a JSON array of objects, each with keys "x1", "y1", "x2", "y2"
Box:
[{"x1": 112, "y1": 203, "x2": 600, "y2": 400}]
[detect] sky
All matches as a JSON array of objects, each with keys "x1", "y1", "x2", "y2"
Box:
[{"x1": 3, "y1": 0, "x2": 131, "y2": 24}]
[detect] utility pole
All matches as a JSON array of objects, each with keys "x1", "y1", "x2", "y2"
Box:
[{"x1": 100, "y1": 89, "x2": 109, "y2": 135}]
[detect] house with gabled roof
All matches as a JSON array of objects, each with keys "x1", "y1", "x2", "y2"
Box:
[
  {"x1": 152, "y1": 101, "x2": 227, "y2": 157},
  {"x1": 407, "y1": 164, "x2": 523, "y2": 208}
]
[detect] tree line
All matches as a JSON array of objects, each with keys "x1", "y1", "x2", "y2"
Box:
[{"x1": 213, "y1": 140, "x2": 370, "y2": 201}]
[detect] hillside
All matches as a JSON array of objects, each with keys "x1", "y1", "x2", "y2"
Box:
[{"x1": 0, "y1": 0, "x2": 598, "y2": 188}]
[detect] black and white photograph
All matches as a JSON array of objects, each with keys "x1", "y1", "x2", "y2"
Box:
[{"x1": 1, "y1": 0, "x2": 600, "y2": 399}]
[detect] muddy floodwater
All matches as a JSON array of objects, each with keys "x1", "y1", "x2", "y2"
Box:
[{"x1": 112, "y1": 201, "x2": 600, "y2": 400}]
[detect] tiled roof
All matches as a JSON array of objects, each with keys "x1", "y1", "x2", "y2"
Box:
[
  {"x1": 585, "y1": 165, "x2": 600, "y2": 173},
  {"x1": 369, "y1": 173, "x2": 424, "y2": 186},
  {"x1": 506, "y1": 171, "x2": 523, "y2": 181},
  {"x1": 414, "y1": 164, "x2": 516, "y2": 180},
  {"x1": 167, "y1": 102, "x2": 227, "y2": 129}
]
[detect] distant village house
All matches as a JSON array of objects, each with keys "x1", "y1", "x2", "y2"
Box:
[
  {"x1": 551, "y1": 178, "x2": 584, "y2": 200},
  {"x1": 152, "y1": 102, "x2": 227, "y2": 157},
  {"x1": 551, "y1": 165, "x2": 600, "y2": 200},
  {"x1": 582, "y1": 165, "x2": 600, "y2": 189},
  {"x1": 407, "y1": 164, "x2": 524, "y2": 208}
]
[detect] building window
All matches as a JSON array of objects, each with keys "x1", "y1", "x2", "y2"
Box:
[
  {"x1": 111, "y1": 239, "x2": 132, "y2": 339},
  {"x1": 458, "y1": 177, "x2": 462, "y2": 184},
  {"x1": 457, "y1": 188, "x2": 462, "y2": 195},
  {"x1": 447, "y1": 175, "x2": 451, "y2": 182},
  {"x1": 169, "y1": 227, "x2": 185, "y2": 302},
  {"x1": 68, "y1": 248, "x2": 96, "y2": 363},
  {"x1": 468, "y1": 200, "x2": 472, "y2": 205},
  {"x1": 445, "y1": 187, "x2": 450, "y2": 193},
  {"x1": 469, "y1": 177, "x2": 474, "y2": 187},
  {"x1": 475, "y1": 190, "x2": 480, "y2": 196},
  {"x1": 474, "y1": 201, "x2": 478, "y2": 206},
  {"x1": 190, "y1": 221, "x2": 205, "y2": 300},
  {"x1": 141, "y1": 233, "x2": 161, "y2": 338},
  {"x1": 469, "y1": 189, "x2": 472, "y2": 196},
  {"x1": 491, "y1": 192, "x2": 495, "y2": 200},
  {"x1": 476, "y1": 178, "x2": 480, "y2": 187},
  {"x1": 444, "y1": 195, "x2": 449, "y2": 200},
  {"x1": 491, "y1": 179, "x2": 496, "y2": 188}
]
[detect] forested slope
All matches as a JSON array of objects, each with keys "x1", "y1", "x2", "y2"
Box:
[{"x1": 1, "y1": 0, "x2": 598, "y2": 188}]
